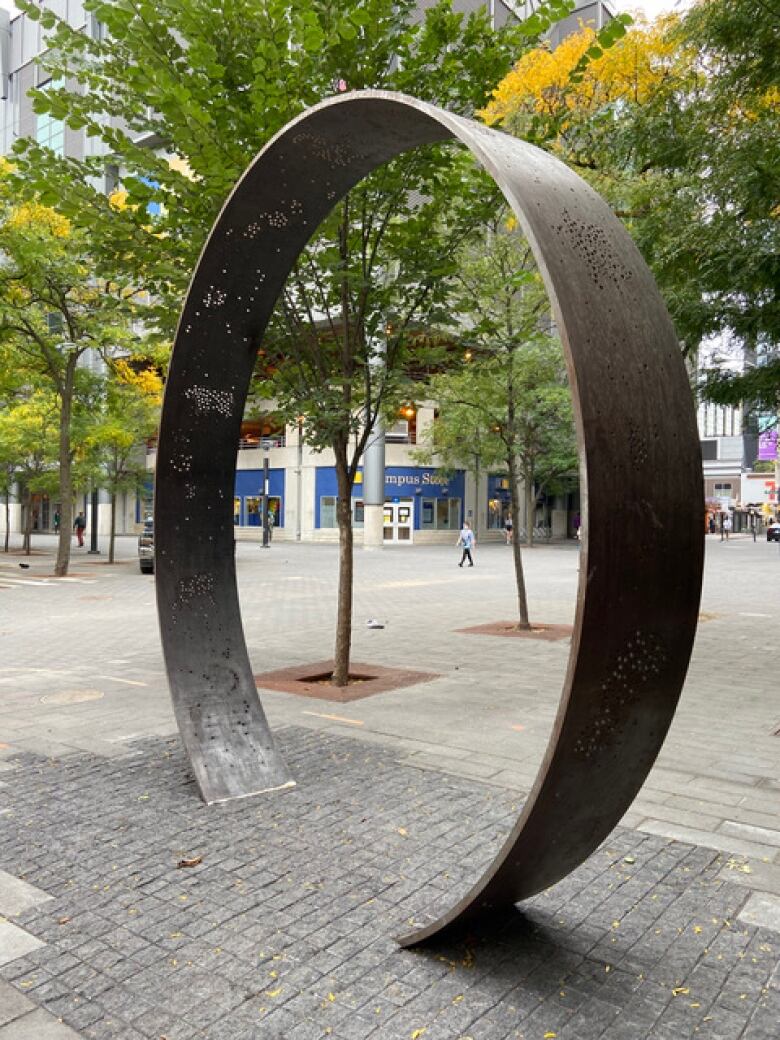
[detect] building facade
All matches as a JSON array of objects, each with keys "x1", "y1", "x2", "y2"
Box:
[{"x1": 146, "y1": 406, "x2": 577, "y2": 545}]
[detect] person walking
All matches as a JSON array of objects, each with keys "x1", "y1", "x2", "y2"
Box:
[
  {"x1": 73, "y1": 511, "x2": 86, "y2": 547},
  {"x1": 53, "y1": 510, "x2": 60, "y2": 534},
  {"x1": 504, "y1": 513, "x2": 513, "y2": 545},
  {"x1": 722, "y1": 512, "x2": 732, "y2": 541},
  {"x1": 457, "y1": 520, "x2": 475, "y2": 567}
]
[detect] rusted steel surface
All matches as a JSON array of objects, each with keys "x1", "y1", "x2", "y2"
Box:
[{"x1": 155, "y1": 92, "x2": 703, "y2": 936}]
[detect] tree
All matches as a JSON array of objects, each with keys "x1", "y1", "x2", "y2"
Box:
[
  {"x1": 14, "y1": 0, "x2": 577, "y2": 682},
  {"x1": 481, "y1": 2, "x2": 779, "y2": 382},
  {"x1": 13, "y1": 0, "x2": 574, "y2": 338},
  {"x1": 0, "y1": 392, "x2": 59, "y2": 555},
  {"x1": 417, "y1": 227, "x2": 576, "y2": 628},
  {"x1": 87, "y1": 361, "x2": 162, "y2": 563},
  {"x1": 0, "y1": 170, "x2": 141, "y2": 576}
]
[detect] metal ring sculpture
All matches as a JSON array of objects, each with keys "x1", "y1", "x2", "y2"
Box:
[{"x1": 155, "y1": 91, "x2": 703, "y2": 945}]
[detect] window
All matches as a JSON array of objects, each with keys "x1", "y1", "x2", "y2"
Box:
[
  {"x1": 320, "y1": 496, "x2": 336, "y2": 528},
  {"x1": 386, "y1": 419, "x2": 409, "y2": 443},
  {"x1": 140, "y1": 176, "x2": 161, "y2": 218},
  {"x1": 46, "y1": 312, "x2": 64, "y2": 335},
  {"x1": 319, "y1": 496, "x2": 362, "y2": 528},
  {"x1": 700, "y1": 439, "x2": 718, "y2": 461},
  {"x1": 421, "y1": 497, "x2": 460, "y2": 530},
  {"x1": 244, "y1": 496, "x2": 280, "y2": 527},
  {"x1": 36, "y1": 78, "x2": 65, "y2": 155},
  {"x1": 487, "y1": 498, "x2": 504, "y2": 529}
]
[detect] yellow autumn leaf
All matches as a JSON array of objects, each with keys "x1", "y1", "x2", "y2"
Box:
[
  {"x1": 480, "y1": 15, "x2": 691, "y2": 133},
  {"x1": 266, "y1": 987, "x2": 282, "y2": 998},
  {"x1": 544, "y1": 1033, "x2": 557, "y2": 1039},
  {"x1": 672, "y1": 987, "x2": 690, "y2": 996},
  {"x1": 6, "y1": 201, "x2": 70, "y2": 238},
  {"x1": 411, "y1": 1030, "x2": 427, "y2": 1039}
]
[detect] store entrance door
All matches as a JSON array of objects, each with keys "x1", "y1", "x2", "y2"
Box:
[{"x1": 383, "y1": 500, "x2": 414, "y2": 544}]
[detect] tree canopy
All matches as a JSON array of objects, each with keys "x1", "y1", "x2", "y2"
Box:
[
  {"x1": 0, "y1": 163, "x2": 144, "y2": 573},
  {"x1": 481, "y1": 0, "x2": 779, "y2": 383}
]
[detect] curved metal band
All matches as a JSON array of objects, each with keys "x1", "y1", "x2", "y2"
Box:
[{"x1": 155, "y1": 91, "x2": 703, "y2": 942}]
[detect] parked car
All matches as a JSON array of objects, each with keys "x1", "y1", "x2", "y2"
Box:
[
  {"x1": 139, "y1": 519, "x2": 154, "y2": 573},
  {"x1": 767, "y1": 522, "x2": 780, "y2": 543}
]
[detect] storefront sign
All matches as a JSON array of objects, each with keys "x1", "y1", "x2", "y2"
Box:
[{"x1": 385, "y1": 470, "x2": 451, "y2": 489}]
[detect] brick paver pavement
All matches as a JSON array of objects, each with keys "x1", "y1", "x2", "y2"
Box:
[
  {"x1": 0, "y1": 532, "x2": 778, "y2": 1037},
  {"x1": 1, "y1": 730, "x2": 778, "y2": 1040}
]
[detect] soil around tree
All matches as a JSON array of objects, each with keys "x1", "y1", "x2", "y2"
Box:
[
  {"x1": 456, "y1": 621, "x2": 573, "y2": 641},
  {"x1": 254, "y1": 660, "x2": 440, "y2": 703}
]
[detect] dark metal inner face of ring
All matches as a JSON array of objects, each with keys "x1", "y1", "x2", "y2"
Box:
[{"x1": 155, "y1": 91, "x2": 704, "y2": 946}]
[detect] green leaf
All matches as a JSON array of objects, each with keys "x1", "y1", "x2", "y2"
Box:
[{"x1": 338, "y1": 20, "x2": 357, "y2": 40}]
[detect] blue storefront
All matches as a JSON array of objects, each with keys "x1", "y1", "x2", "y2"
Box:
[{"x1": 314, "y1": 466, "x2": 465, "y2": 532}]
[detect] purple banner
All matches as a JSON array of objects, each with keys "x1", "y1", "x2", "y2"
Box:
[{"x1": 758, "y1": 430, "x2": 778, "y2": 461}]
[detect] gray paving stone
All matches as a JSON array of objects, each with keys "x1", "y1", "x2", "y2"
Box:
[
  {"x1": 720, "y1": 820, "x2": 780, "y2": 849},
  {"x1": 637, "y1": 820, "x2": 779, "y2": 861},
  {"x1": 737, "y1": 892, "x2": 780, "y2": 934},
  {"x1": 0, "y1": 1008, "x2": 82, "y2": 1039},
  {"x1": 0, "y1": 872, "x2": 53, "y2": 918},
  {"x1": 0, "y1": 979, "x2": 35, "y2": 1027},
  {"x1": 0, "y1": 922, "x2": 45, "y2": 968}
]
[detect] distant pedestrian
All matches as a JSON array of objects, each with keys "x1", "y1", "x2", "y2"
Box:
[
  {"x1": 53, "y1": 510, "x2": 60, "y2": 534},
  {"x1": 708, "y1": 513, "x2": 716, "y2": 535},
  {"x1": 722, "y1": 513, "x2": 732, "y2": 541},
  {"x1": 74, "y1": 512, "x2": 86, "y2": 547},
  {"x1": 504, "y1": 513, "x2": 513, "y2": 545},
  {"x1": 457, "y1": 521, "x2": 475, "y2": 567}
]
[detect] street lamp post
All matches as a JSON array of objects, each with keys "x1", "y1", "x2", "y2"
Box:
[
  {"x1": 88, "y1": 487, "x2": 100, "y2": 554},
  {"x1": 261, "y1": 448, "x2": 270, "y2": 549},
  {"x1": 296, "y1": 417, "x2": 304, "y2": 542}
]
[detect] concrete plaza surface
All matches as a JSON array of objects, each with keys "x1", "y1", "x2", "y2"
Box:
[{"x1": 0, "y1": 533, "x2": 778, "y2": 1038}]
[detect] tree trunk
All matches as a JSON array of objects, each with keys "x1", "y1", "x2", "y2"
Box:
[
  {"x1": 3, "y1": 491, "x2": 9, "y2": 553},
  {"x1": 525, "y1": 475, "x2": 536, "y2": 549},
  {"x1": 22, "y1": 486, "x2": 32, "y2": 555},
  {"x1": 507, "y1": 451, "x2": 530, "y2": 628},
  {"x1": 108, "y1": 490, "x2": 117, "y2": 564},
  {"x1": 332, "y1": 447, "x2": 354, "y2": 687},
  {"x1": 54, "y1": 365, "x2": 75, "y2": 577}
]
